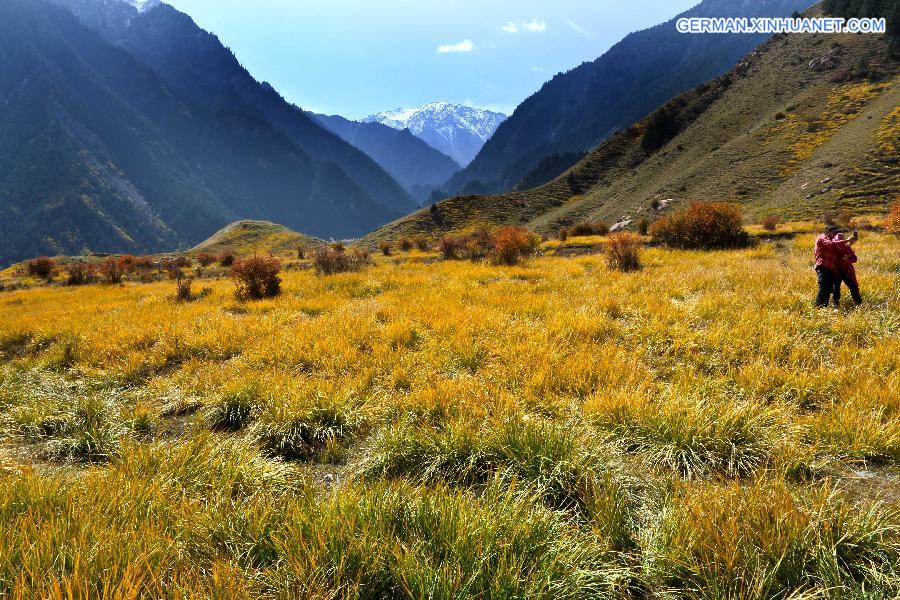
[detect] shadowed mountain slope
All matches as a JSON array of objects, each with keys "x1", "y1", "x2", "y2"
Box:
[
  {"x1": 53, "y1": 0, "x2": 417, "y2": 216},
  {"x1": 0, "y1": 0, "x2": 400, "y2": 266},
  {"x1": 310, "y1": 113, "x2": 461, "y2": 200}
]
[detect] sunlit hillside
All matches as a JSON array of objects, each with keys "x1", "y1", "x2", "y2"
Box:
[
  {"x1": 1, "y1": 222, "x2": 897, "y2": 597},
  {"x1": 368, "y1": 4, "x2": 899, "y2": 245}
]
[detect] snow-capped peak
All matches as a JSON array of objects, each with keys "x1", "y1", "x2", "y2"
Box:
[
  {"x1": 363, "y1": 102, "x2": 504, "y2": 140},
  {"x1": 361, "y1": 102, "x2": 507, "y2": 166}
]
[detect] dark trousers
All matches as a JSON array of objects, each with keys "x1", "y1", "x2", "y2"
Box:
[
  {"x1": 833, "y1": 271, "x2": 862, "y2": 306},
  {"x1": 816, "y1": 266, "x2": 838, "y2": 307}
]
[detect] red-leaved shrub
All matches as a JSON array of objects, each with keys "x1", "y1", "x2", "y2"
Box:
[
  {"x1": 649, "y1": 201, "x2": 751, "y2": 249},
  {"x1": 313, "y1": 246, "x2": 370, "y2": 275},
  {"x1": 98, "y1": 257, "x2": 125, "y2": 284},
  {"x1": 230, "y1": 256, "x2": 282, "y2": 300},
  {"x1": 438, "y1": 235, "x2": 467, "y2": 260},
  {"x1": 66, "y1": 262, "x2": 97, "y2": 286},
  {"x1": 218, "y1": 251, "x2": 236, "y2": 267},
  {"x1": 197, "y1": 253, "x2": 216, "y2": 267},
  {"x1": 761, "y1": 215, "x2": 781, "y2": 231},
  {"x1": 123, "y1": 256, "x2": 155, "y2": 274}
]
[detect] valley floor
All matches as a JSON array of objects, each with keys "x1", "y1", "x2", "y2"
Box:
[{"x1": 0, "y1": 230, "x2": 898, "y2": 598}]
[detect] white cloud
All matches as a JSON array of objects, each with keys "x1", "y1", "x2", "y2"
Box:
[
  {"x1": 522, "y1": 18, "x2": 547, "y2": 33},
  {"x1": 531, "y1": 67, "x2": 545, "y2": 72},
  {"x1": 501, "y1": 18, "x2": 546, "y2": 34},
  {"x1": 437, "y1": 39, "x2": 474, "y2": 53},
  {"x1": 563, "y1": 18, "x2": 595, "y2": 37}
]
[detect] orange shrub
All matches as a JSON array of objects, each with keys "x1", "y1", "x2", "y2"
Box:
[
  {"x1": 378, "y1": 241, "x2": 393, "y2": 256},
  {"x1": 649, "y1": 201, "x2": 751, "y2": 249},
  {"x1": 398, "y1": 238, "x2": 414, "y2": 252},
  {"x1": 606, "y1": 233, "x2": 643, "y2": 272},
  {"x1": 885, "y1": 199, "x2": 900, "y2": 235},
  {"x1": 230, "y1": 256, "x2": 282, "y2": 300},
  {"x1": 26, "y1": 257, "x2": 56, "y2": 278},
  {"x1": 197, "y1": 253, "x2": 216, "y2": 267},
  {"x1": 489, "y1": 227, "x2": 540, "y2": 266},
  {"x1": 414, "y1": 236, "x2": 430, "y2": 251},
  {"x1": 98, "y1": 257, "x2": 125, "y2": 284}
]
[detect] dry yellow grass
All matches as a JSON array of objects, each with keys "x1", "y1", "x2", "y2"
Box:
[
  {"x1": 0, "y1": 226, "x2": 898, "y2": 597},
  {"x1": 767, "y1": 82, "x2": 891, "y2": 175}
]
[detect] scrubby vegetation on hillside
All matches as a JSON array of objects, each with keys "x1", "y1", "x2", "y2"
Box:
[{"x1": 0, "y1": 223, "x2": 898, "y2": 597}]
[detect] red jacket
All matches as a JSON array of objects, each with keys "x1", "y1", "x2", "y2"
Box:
[
  {"x1": 814, "y1": 235, "x2": 849, "y2": 272},
  {"x1": 834, "y1": 235, "x2": 857, "y2": 279}
]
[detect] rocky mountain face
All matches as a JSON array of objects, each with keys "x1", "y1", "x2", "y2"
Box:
[
  {"x1": 444, "y1": 0, "x2": 816, "y2": 196},
  {"x1": 0, "y1": 0, "x2": 403, "y2": 266},
  {"x1": 363, "y1": 102, "x2": 506, "y2": 167}
]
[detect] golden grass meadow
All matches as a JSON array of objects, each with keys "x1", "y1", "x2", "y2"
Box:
[{"x1": 0, "y1": 226, "x2": 898, "y2": 598}]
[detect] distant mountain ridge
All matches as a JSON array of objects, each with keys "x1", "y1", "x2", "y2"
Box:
[
  {"x1": 310, "y1": 113, "x2": 461, "y2": 202},
  {"x1": 446, "y1": 0, "x2": 816, "y2": 196},
  {"x1": 362, "y1": 102, "x2": 506, "y2": 167}
]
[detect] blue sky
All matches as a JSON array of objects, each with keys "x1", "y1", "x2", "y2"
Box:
[{"x1": 166, "y1": 0, "x2": 698, "y2": 119}]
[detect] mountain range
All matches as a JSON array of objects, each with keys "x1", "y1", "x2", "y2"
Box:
[
  {"x1": 53, "y1": 0, "x2": 416, "y2": 216},
  {"x1": 0, "y1": 0, "x2": 419, "y2": 265},
  {"x1": 445, "y1": 0, "x2": 816, "y2": 196},
  {"x1": 309, "y1": 113, "x2": 461, "y2": 202},
  {"x1": 3, "y1": 0, "x2": 895, "y2": 268},
  {"x1": 366, "y1": 2, "x2": 898, "y2": 244},
  {"x1": 363, "y1": 102, "x2": 507, "y2": 168}
]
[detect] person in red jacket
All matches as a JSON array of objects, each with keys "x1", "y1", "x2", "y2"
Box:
[
  {"x1": 832, "y1": 232, "x2": 862, "y2": 306},
  {"x1": 814, "y1": 225, "x2": 857, "y2": 307}
]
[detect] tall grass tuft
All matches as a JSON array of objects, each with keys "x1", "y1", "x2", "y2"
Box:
[
  {"x1": 642, "y1": 480, "x2": 900, "y2": 598},
  {"x1": 606, "y1": 233, "x2": 643, "y2": 272}
]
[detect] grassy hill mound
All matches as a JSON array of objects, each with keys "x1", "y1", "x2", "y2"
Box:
[
  {"x1": 190, "y1": 220, "x2": 319, "y2": 257},
  {"x1": 367, "y1": 4, "x2": 898, "y2": 244}
]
